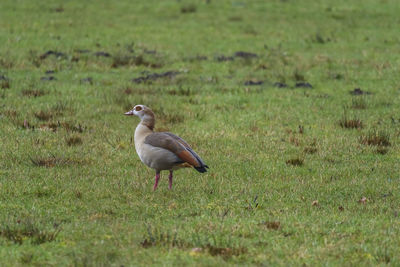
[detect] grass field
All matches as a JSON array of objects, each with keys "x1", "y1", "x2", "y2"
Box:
[{"x1": 1, "y1": 0, "x2": 400, "y2": 265}]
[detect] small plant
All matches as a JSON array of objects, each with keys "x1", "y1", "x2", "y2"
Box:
[
  {"x1": 39, "y1": 122, "x2": 59, "y2": 132},
  {"x1": 330, "y1": 73, "x2": 343, "y2": 80},
  {"x1": 0, "y1": 219, "x2": 60, "y2": 245},
  {"x1": 53, "y1": 5, "x2": 64, "y2": 12},
  {"x1": 298, "y1": 125, "x2": 304, "y2": 134},
  {"x1": 75, "y1": 190, "x2": 83, "y2": 199},
  {"x1": 360, "y1": 130, "x2": 391, "y2": 146},
  {"x1": 376, "y1": 147, "x2": 388, "y2": 155},
  {"x1": 304, "y1": 146, "x2": 318, "y2": 154},
  {"x1": 28, "y1": 50, "x2": 41, "y2": 67},
  {"x1": 123, "y1": 87, "x2": 133, "y2": 95},
  {"x1": 293, "y1": 70, "x2": 305, "y2": 81},
  {"x1": 66, "y1": 135, "x2": 83, "y2": 146},
  {"x1": 314, "y1": 33, "x2": 326, "y2": 44},
  {"x1": 0, "y1": 78, "x2": 10, "y2": 89},
  {"x1": 351, "y1": 97, "x2": 367, "y2": 109},
  {"x1": 304, "y1": 139, "x2": 318, "y2": 154},
  {"x1": 339, "y1": 116, "x2": 363, "y2": 129},
  {"x1": 140, "y1": 226, "x2": 247, "y2": 260},
  {"x1": 228, "y1": 16, "x2": 243, "y2": 22},
  {"x1": 181, "y1": 4, "x2": 196, "y2": 13},
  {"x1": 30, "y1": 154, "x2": 74, "y2": 167},
  {"x1": 168, "y1": 87, "x2": 193, "y2": 96},
  {"x1": 205, "y1": 244, "x2": 247, "y2": 260},
  {"x1": 258, "y1": 221, "x2": 281, "y2": 230},
  {"x1": 51, "y1": 101, "x2": 68, "y2": 115},
  {"x1": 289, "y1": 135, "x2": 301, "y2": 146},
  {"x1": 286, "y1": 158, "x2": 304, "y2": 166},
  {"x1": 33, "y1": 102, "x2": 67, "y2": 121},
  {"x1": 22, "y1": 89, "x2": 46, "y2": 97},
  {"x1": 61, "y1": 121, "x2": 85, "y2": 133},
  {"x1": 2, "y1": 109, "x2": 17, "y2": 118},
  {"x1": 191, "y1": 232, "x2": 248, "y2": 260},
  {"x1": 111, "y1": 51, "x2": 161, "y2": 68},
  {"x1": 0, "y1": 58, "x2": 13, "y2": 69},
  {"x1": 111, "y1": 51, "x2": 132, "y2": 68},
  {"x1": 34, "y1": 110, "x2": 53, "y2": 121},
  {"x1": 20, "y1": 252, "x2": 34, "y2": 264},
  {"x1": 140, "y1": 225, "x2": 182, "y2": 248},
  {"x1": 35, "y1": 187, "x2": 52, "y2": 198}
]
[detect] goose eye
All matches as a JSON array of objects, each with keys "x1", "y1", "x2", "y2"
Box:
[{"x1": 135, "y1": 106, "x2": 142, "y2": 111}]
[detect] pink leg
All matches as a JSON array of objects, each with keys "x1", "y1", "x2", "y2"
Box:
[
  {"x1": 153, "y1": 172, "x2": 160, "y2": 191},
  {"x1": 168, "y1": 171, "x2": 173, "y2": 190}
]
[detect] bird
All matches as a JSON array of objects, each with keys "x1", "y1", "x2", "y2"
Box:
[{"x1": 124, "y1": 105, "x2": 208, "y2": 190}]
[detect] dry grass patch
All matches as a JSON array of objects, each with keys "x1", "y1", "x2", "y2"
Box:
[
  {"x1": 51, "y1": 101, "x2": 69, "y2": 115},
  {"x1": 39, "y1": 122, "x2": 59, "y2": 132},
  {"x1": 22, "y1": 89, "x2": 46, "y2": 97},
  {"x1": 289, "y1": 135, "x2": 301, "y2": 146},
  {"x1": 34, "y1": 110, "x2": 53, "y2": 121},
  {"x1": 304, "y1": 139, "x2": 318, "y2": 154},
  {"x1": 1, "y1": 79, "x2": 10, "y2": 89},
  {"x1": 2, "y1": 109, "x2": 18, "y2": 118},
  {"x1": 293, "y1": 70, "x2": 305, "y2": 82},
  {"x1": 181, "y1": 4, "x2": 196, "y2": 13},
  {"x1": 205, "y1": 245, "x2": 247, "y2": 260},
  {"x1": 140, "y1": 226, "x2": 247, "y2": 260},
  {"x1": 111, "y1": 52, "x2": 162, "y2": 68},
  {"x1": 0, "y1": 219, "x2": 60, "y2": 245},
  {"x1": 258, "y1": 221, "x2": 281, "y2": 230},
  {"x1": 30, "y1": 155, "x2": 79, "y2": 167},
  {"x1": 286, "y1": 158, "x2": 304, "y2": 166},
  {"x1": 62, "y1": 122, "x2": 85, "y2": 133},
  {"x1": 375, "y1": 147, "x2": 389, "y2": 155},
  {"x1": 38, "y1": 121, "x2": 85, "y2": 133},
  {"x1": 360, "y1": 130, "x2": 391, "y2": 146},
  {"x1": 304, "y1": 146, "x2": 318, "y2": 154},
  {"x1": 228, "y1": 16, "x2": 243, "y2": 22},
  {"x1": 66, "y1": 135, "x2": 83, "y2": 146},
  {"x1": 34, "y1": 102, "x2": 68, "y2": 121},
  {"x1": 339, "y1": 116, "x2": 363, "y2": 129}
]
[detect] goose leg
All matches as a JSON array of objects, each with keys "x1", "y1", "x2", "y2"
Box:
[
  {"x1": 153, "y1": 172, "x2": 161, "y2": 191},
  {"x1": 168, "y1": 171, "x2": 173, "y2": 190}
]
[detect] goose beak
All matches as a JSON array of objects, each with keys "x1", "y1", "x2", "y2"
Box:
[{"x1": 124, "y1": 110, "x2": 134, "y2": 116}]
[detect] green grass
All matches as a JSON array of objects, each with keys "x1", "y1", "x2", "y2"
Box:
[{"x1": 1, "y1": 0, "x2": 400, "y2": 265}]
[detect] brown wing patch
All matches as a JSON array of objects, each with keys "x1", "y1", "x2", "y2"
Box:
[
  {"x1": 177, "y1": 150, "x2": 200, "y2": 167},
  {"x1": 144, "y1": 133, "x2": 184, "y2": 154},
  {"x1": 163, "y1": 132, "x2": 191, "y2": 149}
]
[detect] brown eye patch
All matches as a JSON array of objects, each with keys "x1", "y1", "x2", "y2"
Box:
[{"x1": 135, "y1": 106, "x2": 142, "y2": 111}]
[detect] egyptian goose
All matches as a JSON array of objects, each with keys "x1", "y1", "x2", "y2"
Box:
[{"x1": 124, "y1": 105, "x2": 208, "y2": 190}]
